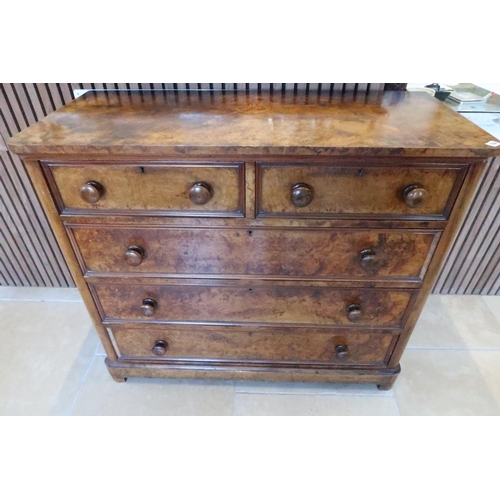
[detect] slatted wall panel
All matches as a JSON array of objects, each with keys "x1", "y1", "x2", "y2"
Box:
[
  {"x1": 0, "y1": 83, "x2": 385, "y2": 287},
  {"x1": 1, "y1": 83, "x2": 499, "y2": 294},
  {"x1": 433, "y1": 157, "x2": 500, "y2": 295},
  {"x1": 0, "y1": 84, "x2": 75, "y2": 287}
]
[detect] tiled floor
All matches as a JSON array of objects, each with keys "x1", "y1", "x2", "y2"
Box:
[{"x1": 1, "y1": 286, "x2": 499, "y2": 416}]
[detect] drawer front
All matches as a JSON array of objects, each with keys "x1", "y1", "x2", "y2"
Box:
[
  {"x1": 44, "y1": 161, "x2": 244, "y2": 216},
  {"x1": 111, "y1": 326, "x2": 397, "y2": 366},
  {"x1": 93, "y1": 283, "x2": 415, "y2": 328},
  {"x1": 72, "y1": 226, "x2": 439, "y2": 281},
  {"x1": 257, "y1": 162, "x2": 466, "y2": 219}
]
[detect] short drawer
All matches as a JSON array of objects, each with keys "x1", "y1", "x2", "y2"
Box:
[
  {"x1": 71, "y1": 225, "x2": 439, "y2": 281},
  {"x1": 111, "y1": 326, "x2": 397, "y2": 366},
  {"x1": 92, "y1": 283, "x2": 415, "y2": 328},
  {"x1": 43, "y1": 161, "x2": 244, "y2": 216},
  {"x1": 257, "y1": 162, "x2": 467, "y2": 219}
]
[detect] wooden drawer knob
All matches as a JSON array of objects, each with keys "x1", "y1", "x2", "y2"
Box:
[
  {"x1": 347, "y1": 304, "x2": 362, "y2": 323},
  {"x1": 124, "y1": 245, "x2": 144, "y2": 266},
  {"x1": 140, "y1": 298, "x2": 157, "y2": 317},
  {"x1": 189, "y1": 182, "x2": 212, "y2": 205},
  {"x1": 152, "y1": 340, "x2": 168, "y2": 356},
  {"x1": 80, "y1": 181, "x2": 104, "y2": 203},
  {"x1": 403, "y1": 184, "x2": 428, "y2": 208},
  {"x1": 335, "y1": 344, "x2": 350, "y2": 360},
  {"x1": 360, "y1": 249, "x2": 378, "y2": 271},
  {"x1": 291, "y1": 183, "x2": 313, "y2": 207}
]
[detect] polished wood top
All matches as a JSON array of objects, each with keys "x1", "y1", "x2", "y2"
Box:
[{"x1": 8, "y1": 90, "x2": 500, "y2": 158}]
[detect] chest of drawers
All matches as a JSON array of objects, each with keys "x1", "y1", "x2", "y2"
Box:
[{"x1": 8, "y1": 89, "x2": 500, "y2": 390}]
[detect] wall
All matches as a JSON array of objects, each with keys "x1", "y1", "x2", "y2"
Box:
[{"x1": 1, "y1": 83, "x2": 499, "y2": 294}]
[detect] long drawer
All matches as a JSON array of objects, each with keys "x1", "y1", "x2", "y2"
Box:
[
  {"x1": 70, "y1": 225, "x2": 439, "y2": 281},
  {"x1": 257, "y1": 162, "x2": 467, "y2": 219},
  {"x1": 92, "y1": 283, "x2": 416, "y2": 328},
  {"x1": 43, "y1": 161, "x2": 244, "y2": 216},
  {"x1": 110, "y1": 325, "x2": 398, "y2": 366}
]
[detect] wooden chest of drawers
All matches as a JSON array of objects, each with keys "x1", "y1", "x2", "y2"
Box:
[{"x1": 8, "y1": 90, "x2": 500, "y2": 389}]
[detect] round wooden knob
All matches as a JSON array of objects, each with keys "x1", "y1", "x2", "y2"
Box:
[
  {"x1": 124, "y1": 246, "x2": 144, "y2": 266},
  {"x1": 347, "y1": 304, "x2": 362, "y2": 323},
  {"x1": 140, "y1": 298, "x2": 157, "y2": 317},
  {"x1": 189, "y1": 182, "x2": 212, "y2": 205},
  {"x1": 360, "y1": 249, "x2": 379, "y2": 271},
  {"x1": 152, "y1": 340, "x2": 168, "y2": 356},
  {"x1": 291, "y1": 183, "x2": 313, "y2": 207},
  {"x1": 80, "y1": 181, "x2": 104, "y2": 204},
  {"x1": 335, "y1": 344, "x2": 350, "y2": 360},
  {"x1": 403, "y1": 184, "x2": 428, "y2": 208}
]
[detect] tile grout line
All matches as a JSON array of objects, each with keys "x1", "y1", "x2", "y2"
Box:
[
  {"x1": 392, "y1": 393, "x2": 402, "y2": 416},
  {"x1": 0, "y1": 298, "x2": 83, "y2": 303},
  {"x1": 411, "y1": 347, "x2": 500, "y2": 351},
  {"x1": 233, "y1": 390, "x2": 393, "y2": 397},
  {"x1": 231, "y1": 381, "x2": 237, "y2": 416},
  {"x1": 65, "y1": 354, "x2": 97, "y2": 416}
]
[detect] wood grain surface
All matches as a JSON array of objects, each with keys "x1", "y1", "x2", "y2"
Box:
[
  {"x1": 92, "y1": 282, "x2": 415, "y2": 328},
  {"x1": 6, "y1": 86, "x2": 498, "y2": 388},
  {"x1": 257, "y1": 162, "x2": 466, "y2": 219},
  {"x1": 44, "y1": 161, "x2": 244, "y2": 216},
  {"x1": 111, "y1": 325, "x2": 397, "y2": 365},
  {"x1": 69, "y1": 225, "x2": 439, "y2": 281},
  {"x1": 8, "y1": 90, "x2": 500, "y2": 158}
]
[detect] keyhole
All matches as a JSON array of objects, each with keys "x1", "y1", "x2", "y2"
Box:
[
  {"x1": 248, "y1": 230, "x2": 253, "y2": 236},
  {"x1": 358, "y1": 169, "x2": 364, "y2": 177},
  {"x1": 248, "y1": 288, "x2": 253, "y2": 294},
  {"x1": 139, "y1": 167, "x2": 145, "y2": 174}
]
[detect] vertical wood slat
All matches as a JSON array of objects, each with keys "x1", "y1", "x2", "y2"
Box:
[
  {"x1": 35, "y1": 84, "x2": 56, "y2": 114},
  {"x1": 6, "y1": 141, "x2": 73, "y2": 285},
  {"x1": 462, "y1": 168, "x2": 500, "y2": 293},
  {"x1": 0, "y1": 236, "x2": 22, "y2": 285},
  {"x1": 433, "y1": 157, "x2": 500, "y2": 295},
  {"x1": 1, "y1": 84, "x2": 73, "y2": 287},
  {"x1": 448, "y1": 165, "x2": 499, "y2": 293},
  {"x1": 0, "y1": 83, "x2": 75, "y2": 287},
  {"x1": 0, "y1": 155, "x2": 48, "y2": 285},
  {"x1": 0, "y1": 211, "x2": 39, "y2": 285},
  {"x1": 8, "y1": 153, "x2": 68, "y2": 286},
  {"x1": 473, "y1": 222, "x2": 500, "y2": 293},
  {"x1": 2, "y1": 83, "x2": 499, "y2": 293},
  {"x1": 434, "y1": 159, "x2": 496, "y2": 290}
]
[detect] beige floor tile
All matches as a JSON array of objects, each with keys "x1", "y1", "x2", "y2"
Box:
[
  {"x1": 469, "y1": 351, "x2": 500, "y2": 406},
  {"x1": 407, "y1": 295, "x2": 466, "y2": 348},
  {"x1": 234, "y1": 393, "x2": 399, "y2": 416},
  {"x1": 0, "y1": 286, "x2": 82, "y2": 302},
  {"x1": 235, "y1": 381, "x2": 392, "y2": 396},
  {"x1": 440, "y1": 295, "x2": 500, "y2": 349},
  {"x1": 70, "y1": 357, "x2": 235, "y2": 415},
  {"x1": 483, "y1": 296, "x2": 500, "y2": 323},
  {"x1": 394, "y1": 349, "x2": 500, "y2": 415},
  {"x1": 0, "y1": 301, "x2": 99, "y2": 415}
]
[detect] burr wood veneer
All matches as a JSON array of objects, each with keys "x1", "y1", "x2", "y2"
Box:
[{"x1": 8, "y1": 90, "x2": 500, "y2": 389}]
